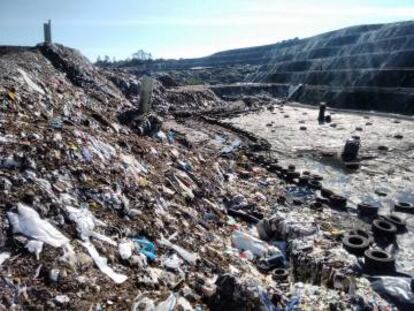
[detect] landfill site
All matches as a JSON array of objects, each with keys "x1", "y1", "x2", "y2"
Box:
[{"x1": 0, "y1": 18, "x2": 414, "y2": 311}]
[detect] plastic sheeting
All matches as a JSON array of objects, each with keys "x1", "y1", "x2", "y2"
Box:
[
  {"x1": 370, "y1": 276, "x2": 414, "y2": 311},
  {"x1": 7, "y1": 203, "x2": 69, "y2": 247},
  {"x1": 81, "y1": 241, "x2": 127, "y2": 284},
  {"x1": 0, "y1": 252, "x2": 10, "y2": 266},
  {"x1": 158, "y1": 236, "x2": 199, "y2": 265}
]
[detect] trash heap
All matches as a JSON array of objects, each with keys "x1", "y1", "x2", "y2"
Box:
[{"x1": 0, "y1": 44, "x2": 407, "y2": 310}]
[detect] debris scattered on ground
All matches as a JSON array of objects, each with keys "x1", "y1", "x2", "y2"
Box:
[{"x1": 0, "y1": 44, "x2": 412, "y2": 310}]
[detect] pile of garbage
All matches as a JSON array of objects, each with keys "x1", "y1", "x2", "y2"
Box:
[
  {"x1": 102, "y1": 68, "x2": 225, "y2": 115},
  {"x1": 0, "y1": 44, "x2": 410, "y2": 310}
]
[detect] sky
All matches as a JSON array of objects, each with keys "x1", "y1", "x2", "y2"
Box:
[{"x1": 0, "y1": 0, "x2": 413, "y2": 62}]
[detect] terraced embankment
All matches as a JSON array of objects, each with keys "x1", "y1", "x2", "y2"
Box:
[
  {"x1": 133, "y1": 21, "x2": 414, "y2": 114},
  {"x1": 252, "y1": 21, "x2": 414, "y2": 114}
]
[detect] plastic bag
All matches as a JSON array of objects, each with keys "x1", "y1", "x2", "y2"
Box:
[
  {"x1": 118, "y1": 240, "x2": 134, "y2": 260},
  {"x1": 133, "y1": 237, "x2": 156, "y2": 261},
  {"x1": 66, "y1": 206, "x2": 102, "y2": 240},
  {"x1": 370, "y1": 276, "x2": 414, "y2": 311},
  {"x1": 0, "y1": 252, "x2": 10, "y2": 266},
  {"x1": 157, "y1": 236, "x2": 199, "y2": 265},
  {"x1": 25, "y1": 240, "x2": 44, "y2": 260},
  {"x1": 81, "y1": 241, "x2": 128, "y2": 284},
  {"x1": 232, "y1": 230, "x2": 280, "y2": 258},
  {"x1": 155, "y1": 293, "x2": 177, "y2": 311},
  {"x1": 7, "y1": 203, "x2": 69, "y2": 247}
]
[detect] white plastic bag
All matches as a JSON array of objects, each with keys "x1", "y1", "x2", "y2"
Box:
[
  {"x1": 157, "y1": 236, "x2": 199, "y2": 265},
  {"x1": 25, "y1": 240, "x2": 44, "y2": 260},
  {"x1": 0, "y1": 252, "x2": 10, "y2": 266},
  {"x1": 155, "y1": 293, "x2": 177, "y2": 311},
  {"x1": 232, "y1": 230, "x2": 278, "y2": 257},
  {"x1": 119, "y1": 240, "x2": 134, "y2": 260},
  {"x1": 66, "y1": 206, "x2": 116, "y2": 246},
  {"x1": 7, "y1": 203, "x2": 69, "y2": 247},
  {"x1": 81, "y1": 241, "x2": 127, "y2": 284}
]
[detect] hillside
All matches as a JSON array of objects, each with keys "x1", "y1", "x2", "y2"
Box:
[{"x1": 126, "y1": 21, "x2": 414, "y2": 114}]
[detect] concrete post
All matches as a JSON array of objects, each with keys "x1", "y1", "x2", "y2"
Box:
[
  {"x1": 43, "y1": 20, "x2": 52, "y2": 43},
  {"x1": 138, "y1": 76, "x2": 154, "y2": 115}
]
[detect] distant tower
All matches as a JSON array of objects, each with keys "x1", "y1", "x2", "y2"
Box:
[{"x1": 43, "y1": 20, "x2": 52, "y2": 43}]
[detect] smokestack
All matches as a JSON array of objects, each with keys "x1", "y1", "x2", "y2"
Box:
[{"x1": 43, "y1": 20, "x2": 52, "y2": 43}]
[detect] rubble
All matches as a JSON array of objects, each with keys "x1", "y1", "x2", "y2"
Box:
[{"x1": 0, "y1": 44, "x2": 411, "y2": 310}]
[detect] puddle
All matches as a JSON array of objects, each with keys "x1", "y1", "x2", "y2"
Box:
[{"x1": 225, "y1": 104, "x2": 414, "y2": 215}]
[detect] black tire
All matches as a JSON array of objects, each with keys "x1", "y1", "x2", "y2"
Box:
[
  {"x1": 315, "y1": 196, "x2": 330, "y2": 205},
  {"x1": 286, "y1": 171, "x2": 299, "y2": 182},
  {"x1": 273, "y1": 268, "x2": 289, "y2": 281},
  {"x1": 227, "y1": 208, "x2": 259, "y2": 224},
  {"x1": 329, "y1": 195, "x2": 347, "y2": 209},
  {"x1": 372, "y1": 219, "x2": 397, "y2": 238},
  {"x1": 310, "y1": 201, "x2": 323, "y2": 211},
  {"x1": 394, "y1": 202, "x2": 414, "y2": 214},
  {"x1": 342, "y1": 235, "x2": 370, "y2": 256},
  {"x1": 298, "y1": 176, "x2": 309, "y2": 186},
  {"x1": 348, "y1": 228, "x2": 374, "y2": 245},
  {"x1": 345, "y1": 162, "x2": 360, "y2": 170},
  {"x1": 256, "y1": 255, "x2": 284, "y2": 272},
  {"x1": 357, "y1": 203, "x2": 379, "y2": 217},
  {"x1": 280, "y1": 168, "x2": 288, "y2": 176},
  {"x1": 268, "y1": 164, "x2": 282, "y2": 172},
  {"x1": 311, "y1": 174, "x2": 323, "y2": 181},
  {"x1": 308, "y1": 180, "x2": 322, "y2": 190},
  {"x1": 382, "y1": 215, "x2": 406, "y2": 232},
  {"x1": 364, "y1": 249, "x2": 395, "y2": 272},
  {"x1": 320, "y1": 188, "x2": 334, "y2": 198}
]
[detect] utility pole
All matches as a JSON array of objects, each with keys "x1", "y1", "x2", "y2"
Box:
[{"x1": 43, "y1": 20, "x2": 52, "y2": 43}]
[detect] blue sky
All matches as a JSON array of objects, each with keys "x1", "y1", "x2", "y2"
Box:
[{"x1": 1, "y1": 0, "x2": 413, "y2": 61}]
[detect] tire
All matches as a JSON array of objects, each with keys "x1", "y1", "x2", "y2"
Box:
[
  {"x1": 364, "y1": 249, "x2": 395, "y2": 272},
  {"x1": 345, "y1": 162, "x2": 360, "y2": 170},
  {"x1": 394, "y1": 202, "x2": 414, "y2": 214},
  {"x1": 273, "y1": 268, "x2": 289, "y2": 281},
  {"x1": 227, "y1": 208, "x2": 260, "y2": 224},
  {"x1": 308, "y1": 180, "x2": 322, "y2": 190},
  {"x1": 311, "y1": 174, "x2": 323, "y2": 181},
  {"x1": 310, "y1": 201, "x2": 323, "y2": 211},
  {"x1": 329, "y1": 195, "x2": 347, "y2": 209},
  {"x1": 357, "y1": 203, "x2": 379, "y2": 217},
  {"x1": 342, "y1": 235, "x2": 370, "y2": 256},
  {"x1": 320, "y1": 188, "x2": 334, "y2": 198},
  {"x1": 268, "y1": 164, "x2": 282, "y2": 173},
  {"x1": 298, "y1": 176, "x2": 309, "y2": 186},
  {"x1": 256, "y1": 255, "x2": 284, "y2": 272},
  {"x1": 280, "y1": 168, "x2": 288, "y2": 176},
  {"x1": 348, "y1": 228, "x2": 374, "y2": 245},
  {"x1": 286, "y1": 171, "x2": 300, "y2": 181},
  {"x1": 381, "y1": 215, "x2": 406, "y2": 232},
  {"x1": 372, "y1": 219, "x2": 397, "y2": 238}
]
